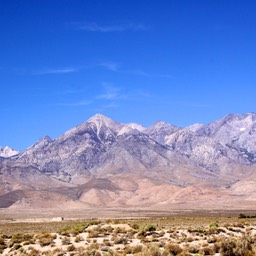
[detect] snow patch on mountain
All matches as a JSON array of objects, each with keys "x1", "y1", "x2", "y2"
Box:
[
  {"x1": 127, "y1": 123, "x2": 145, "y2": 132},
  {"x1": 118, "y1": 123, "x2": 145, "y2": 136},
  {"x1": 88, "y1": 113, "x2": 121, "y2": 131},
  {"x1": 0, "y1": 146, "x2": 19, "y2": 158}
]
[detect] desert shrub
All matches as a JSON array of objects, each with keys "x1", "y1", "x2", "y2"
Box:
[
  {"x1": 58, "y1": 223, "x2": 88, "y2": 235},
  {"x1": 59, "y1": 230, "x2": 71, "y2": 237},
  {"x1": 103, "y1": 238, "x2": 112, "y2": 246},
  {"x1": 52, "y1": 247, "x2": 65, "y2": 255},
  {"x1": 228, "y1": 227, "x2": 242, "y2": 233},
  {"x1": 220, "y1": 236, "x2": 256, "y2": 256},
  {"x1": 89, "y1": 220, "x2": 101, "y2": 226},
  {"x1": 234, "y1": 222, "x2": 245, "y2": 228},
  {"x1": 186, "y1": 236, "x2": 194, "y2": 242},
  {"x1": 129, "y1": 244, "x2": 143, "y2": 253},
  {"x1": 87, "y1": 230, "x2": 100, "y2": 238},
  {"x1": 61, "y1": 236, "x2": 71, "y2": 245},
  {"x1": 220, "y1": 238, "x2": 237, "y2": 255},
  {"x1": 126, "y1": 230, "x2": 137, "y2": 239},
  {"x1": 39, "y1": 237, "x2": 54, "y2": 247},
  {"x1": 87, "y1": 242, "x2": 100, "y2": 250},
  {"x1": 74, "y1": 234, "x2": 84, "y2": 242},
  {"x1": 209, "y1": 221, "x2": 219, "y2": 229},
  {"x1": 213, "y1": 242, "x2": 221, "y2": 253},
  {"x1": 207, "y1": 226, "x2": 219, "y2": 235},
  {"x1": 137, "y1": 230, "x2": 147, "y2": 238},
  {"x1": 0, "y1": 245, "x2": 7, "y2": 253},
  {"x1": 113, "y1": 219, "x2": 121, "y2": 224},
  {"x1": 10, "y1": 244, "x2": 22, "y2": 253},
  {"x1": 10, "y1": 243, "x2": 22, "y2": 251},
  {"x1": 101, "y1": 225, "x2": 114, "y2": 234},
  {"x1": 137, "y1": 224, "x2": 157, "y2": 239},
  {"x1": 23, "y1": 239, "x2": 35, "y2": 245},
  {"x1": 36, "y1": 232, "x2": 56, "y2": 247},
  {"x1": 82, "y1": 248, "x2": 101, "y2": 256},
  {"x1": 207, "y1": 237, "x2": 218, "y2": 243},
  {"x1": 67, "y1": 244, "x2": 76, "y2": 251},
  {"x1": 200, "y1": 246, "x2": 214, "y2": 255},
  {"x1": 0, "y1": 237, "x2": 7, "y2": 252},
  {"x1": 72, "y1": 223, "x2": 88, "y2": 232},
  {"x1": 18, "y1": 247, "x2": 26, "y2": 253},
  {"x1": 114, "y1": 235, "x2": 128, "y2": 244},
  {"x1": 158, "y1": 230, "x2": 165, "y2": 237},
  {"x1": 114, "y1": 226, "x2": 128, "y2": 234},
  {"x1": 158, "y1": 239, "x2": 167, "y2": 248},
  {"x1": 141, "y1": 245, "x2": 162, "y2": 256},
  {"x1": 187, "y1": 245, "x2": 200, "y2": 254},
  {"x1": 8, "y1": 233, "x2": 34, "y2": 247},
  {"x1": 27, "y1": 246, "x2": 40, "y2": 256},
  {"x1": 172, "y1": 253, "x2": 192, "y2": 256},
  {"x1": 164, "y1": 243, "x2": 183, "y2": 255},
  {"x1": 105, "y1": 219, "x2": 112, "y2": 224},
  {"x1": 144, "y1": 224, "x2": 157, "y2": 232},
  {"x1": 142, "y1": 237, "x2": 151, "y2": 244},
  {"x1": 217, "y1": 227, "x2": 227, "y2": 233},
  {"x1": 131, "y1": 223, "x2": 140, "y2": 230}
]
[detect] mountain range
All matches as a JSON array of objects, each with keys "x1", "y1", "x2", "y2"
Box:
[{"x1": 0, "y1": 113, "x2": 256, "y2": 210}]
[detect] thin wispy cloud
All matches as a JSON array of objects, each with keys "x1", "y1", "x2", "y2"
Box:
[
  {"x1": 77, "y1": 22, "x2": 148, "y2": 32},
  {"x1": 59, "y1": 88, "x2": 89, "y2": 95},
  {"x1": 136, "y1": 95, "x2": 212, "y2": 108},
  {"x1": 124, "y1": 69, "x2": 172, "y2": 78},
  {"x1": 99, "y1": 61, "x2": 172, "y2": 78},
  {"x1": 54, "y1": 84, "x2": 126, "y2": 108},
  {"x1": 99, "y1": 62, "x2": 120, "y2": 72},
  {"x1": 96, "y1": 83, "x2": 127, "y2": 100},
  {"x1": 55, "y1": 100, "x2": 92, "y2": 107},
  {"x1": 102, "y1": 102, "x2": 119, "y2": 109},
  {"x1": 97, "y1": 91, "x2": 119, "y2": 100},
  {"x1": 33, "y1": 67, "x2": 78, "y2": 75}
]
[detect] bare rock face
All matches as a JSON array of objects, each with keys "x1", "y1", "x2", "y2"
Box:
[
  {"x1": 0, "y1": 146, "x2": 19, "y2": 158},
  {"x1": 0, "y1": 112, "x2": 256, "y2": 209},
  {"x1": 144, "y1": 121, "x2": 180, "y2": 144},
  {"x1": 195, "y1": 113, "x2": 256, "y2": 163}
]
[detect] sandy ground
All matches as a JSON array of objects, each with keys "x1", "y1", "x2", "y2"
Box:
[
  {"x1": 1, "y1": 207, "x2": 256, "y2": 223},
  {"x1": 0, "y1": 215, "x2": 256, "y2": 255}
]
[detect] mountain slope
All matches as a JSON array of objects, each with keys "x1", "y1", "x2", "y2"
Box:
[{"x1": 0, "y1": 113, "x2": 255, "y2": 210}]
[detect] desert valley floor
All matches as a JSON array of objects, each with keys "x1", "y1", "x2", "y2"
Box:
[{"x1": 0, "y1": 209, "x2": 256, "y2": 256}]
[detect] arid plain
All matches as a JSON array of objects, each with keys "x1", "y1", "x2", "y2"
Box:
[{"x1": 0, "y1": 210, "x2": 256, "y2": 255}]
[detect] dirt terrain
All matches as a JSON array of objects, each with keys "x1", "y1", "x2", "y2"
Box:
[
  {"x1": 0, "y1": 209, "x2": 256, "y2": 255},
  {"x1": 1, "y1": 207, "x2": 256, "y2": 222}
]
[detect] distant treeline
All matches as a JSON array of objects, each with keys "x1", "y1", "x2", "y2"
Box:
[{"x1": 239, "y1": 213, "x2": 256, "y2": 218}]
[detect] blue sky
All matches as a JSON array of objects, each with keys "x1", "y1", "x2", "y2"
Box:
[{"x1": 1, "y1": 0, "x2": 256, "y2": 150}]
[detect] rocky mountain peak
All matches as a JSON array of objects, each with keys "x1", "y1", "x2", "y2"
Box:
[
  {"x1": 60, "y1": 114, "x2": 119, "y2": 142},
  {"x1": 0, "y1": 146, "x2": 19, "y2": 158},
  {"x1": 145, "y1": 121, "x2": 180, "y2": 140},
  {"x1": 147, "y1": 121, "x2": 168, "y2": 130},
  {"x1": 88, "y1": 114, "x2": 120, "y2": 129},
  {"x1": 32, "y1": 136, "x2": 53, "y2": 149},
  {"x1": 214, "y1": 112, "x2": 255, "y2": 127},
  {"x1": 19, "y1": 136, "x2": 53, "y2": 159},
  {"x1": 199, "y1": 113, "x2": 256, "y2": 138}
]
